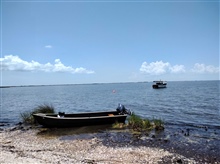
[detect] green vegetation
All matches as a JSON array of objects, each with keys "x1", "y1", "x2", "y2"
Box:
[
  {"x1": 127, "y1": 113, "x2": 164, "y2": 132},
  {"x1": 112, "y1": 113, "x2": 164, "y2": 132},
  {"x1": 112, "y1": 122, "x2": 126, "y2": 129},
  {"x1": 20, "y1": 104, "x2": 55, "y2": 124},
  {"x1": 128, "y1": 113, "x2": 152, "y2": 131},
  {"x1": 153, "y1": 118, "x2": 165, "y2": 130}
]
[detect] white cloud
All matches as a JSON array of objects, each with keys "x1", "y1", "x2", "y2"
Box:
[
  {"x1": 45, "y1": 45, "x2": 52, "y2": 48},
  {"x1": 140, "y1": 61, "x2": 185, "y2": 75},
  {"x1": 0, "y1": 55, "x2": 95, "y2": 74},
  {"x1": 140, "y1": 61, "x2": 169, "y2": 75},
  {"x1": 169, "y1": 64, "x2": 186, "y2": 73},
  {"x1": 192, "y1": 63, "x2": 220, "y2": 73}
]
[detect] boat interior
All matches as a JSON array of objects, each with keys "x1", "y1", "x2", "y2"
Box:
[{"x1": 45, "y1": 111, "x2": 121, "y2": 118}]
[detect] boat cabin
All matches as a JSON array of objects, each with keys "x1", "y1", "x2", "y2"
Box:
[{"x1": 152, "y1": 80, "x2": 167, "y2": 89}]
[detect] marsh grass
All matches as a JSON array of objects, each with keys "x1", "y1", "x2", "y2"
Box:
[
  {"x1": 112, "y1": 122, "x2": 126, "y2": 129},
  {"x1": 153, "y1": 118, "x2": 165, "y2": 130},
  {"x1": 126, "y1": 113, "x2": 164, "y2": 132},
  {"x1": 20, "y1": 111, "x2": 33, "y2": 124},
  {"x1": 32, "y1": 104, "x2": 55, "y2": 114},
  {"x1": 20, "y1": 104, "x2": 55, "y2": 124},
  {"x1": 128, "y1": 113, "x2": 152, "y2": 131}
]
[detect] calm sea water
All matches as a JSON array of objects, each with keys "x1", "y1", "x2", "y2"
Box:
[{"x1": 1, "y1": 81, "x2": 220, "y2": 129}]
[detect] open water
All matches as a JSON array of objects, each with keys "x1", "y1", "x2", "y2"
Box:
[
  {"x1": 0, "y1": 81, "x2": 220, "y2": 129},
  {"x1": 1, "y1": 80, "x2": 220, "y2": 162}
]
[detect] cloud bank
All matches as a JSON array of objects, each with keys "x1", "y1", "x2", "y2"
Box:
[
  {"x1": 0, "y1": 55, "x2": 95, "y2": 74},
  {"x1": 192, "y1": 63, "x2": 220, "y2": 73},
  {"x1": 140, "y1": 61, "x2": 219, "y2": 75},
  {"x1": 140, "y1": 61, "x2": 185, "y2": 75}
]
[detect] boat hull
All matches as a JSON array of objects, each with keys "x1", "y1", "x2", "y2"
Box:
[
  {"x1": 152, "y1": 80, "x2": 167, "y2": 89},
  {"x1": 33, "y1": 111, "x2": 127, "y2": 128},
  {"x1": 152, "y1": 84, "x2": 167, "y2": 89}
]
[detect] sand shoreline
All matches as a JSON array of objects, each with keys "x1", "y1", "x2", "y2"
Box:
[
  {"x1": 0, "y1": 124, "x2": 219, "y2": 164},
  {"x1": 0, "y1": 126, "x2": 195, "y2": 164}
]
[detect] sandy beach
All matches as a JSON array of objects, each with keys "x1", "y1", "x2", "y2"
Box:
[{"x1": 0, "y1": 125, "x2": 198, "y2": 164}]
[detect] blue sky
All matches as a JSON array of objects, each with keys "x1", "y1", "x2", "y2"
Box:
[{"x1": 0, "y1": 0, "x2": 219, "y2": 86}]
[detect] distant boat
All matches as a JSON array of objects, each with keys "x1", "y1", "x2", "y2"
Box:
[
  {"x1": 152, "y1": 80, "x2": 167, "y2": 89},
  {"x1": 33, "y1": 104, "x2": 131, "y2": 128}
]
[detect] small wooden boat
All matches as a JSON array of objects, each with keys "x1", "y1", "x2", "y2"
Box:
[
  {"x1": 33, "y1": 110, "x2": 128, "y2": 128},
  {"x1": 152, "y1": 80, "x2": 167, "y2": 89}
]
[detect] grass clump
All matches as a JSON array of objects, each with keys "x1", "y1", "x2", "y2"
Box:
[
  {"x1": 153, "y1": 118, "x2": 165, "y2": 130},
  {"x1": 128, "y1": 113, "x2": 152, "y2": 131},
  {"x1": 20, "y1": 111, "x2": 33, "y2": 124},
  {"x1": 20, "y1": 104, "x2": 55, "y2": 124},
  {"x1": 112, "y1": 122, "x2": 126, "y2": 129},
  {"x1": 32, "y1": 104, "x2": 55, "y2": 114},
  {"x1": 127, "y1": 113, "x2": 164, "y2": 132}
]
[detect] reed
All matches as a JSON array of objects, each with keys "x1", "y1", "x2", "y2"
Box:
[
  {"x1": 20, "y1": 111, "x2": 34, "y2": 124},
  {"x1": 32, "y1": 104, "x2": 55, "y2": 114},
  {"x1": 127, "y1": 113, "x2": 164, "y2": 132},
  {"x1": 20, "y1": 104, "x2": 55, "y2": 124},
  {"x1": 112, "y1": 122, "x2": 126, "y2": 129},
  {"x1": 153, "y1": 118, "x2": 165, "y2": 130}
]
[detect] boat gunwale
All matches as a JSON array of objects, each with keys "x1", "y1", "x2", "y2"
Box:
[{"x1": 33, "y1": 112, "x2": 127, "y2": 120}]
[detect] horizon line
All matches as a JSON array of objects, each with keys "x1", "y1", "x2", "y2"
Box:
[{"x1": 1, "y1": 79, "x2": 219, "y2": 88}]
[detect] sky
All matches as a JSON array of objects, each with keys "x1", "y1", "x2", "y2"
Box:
[{"x1": 0, "y1": 0, "x2": 219, "y2": 86}]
